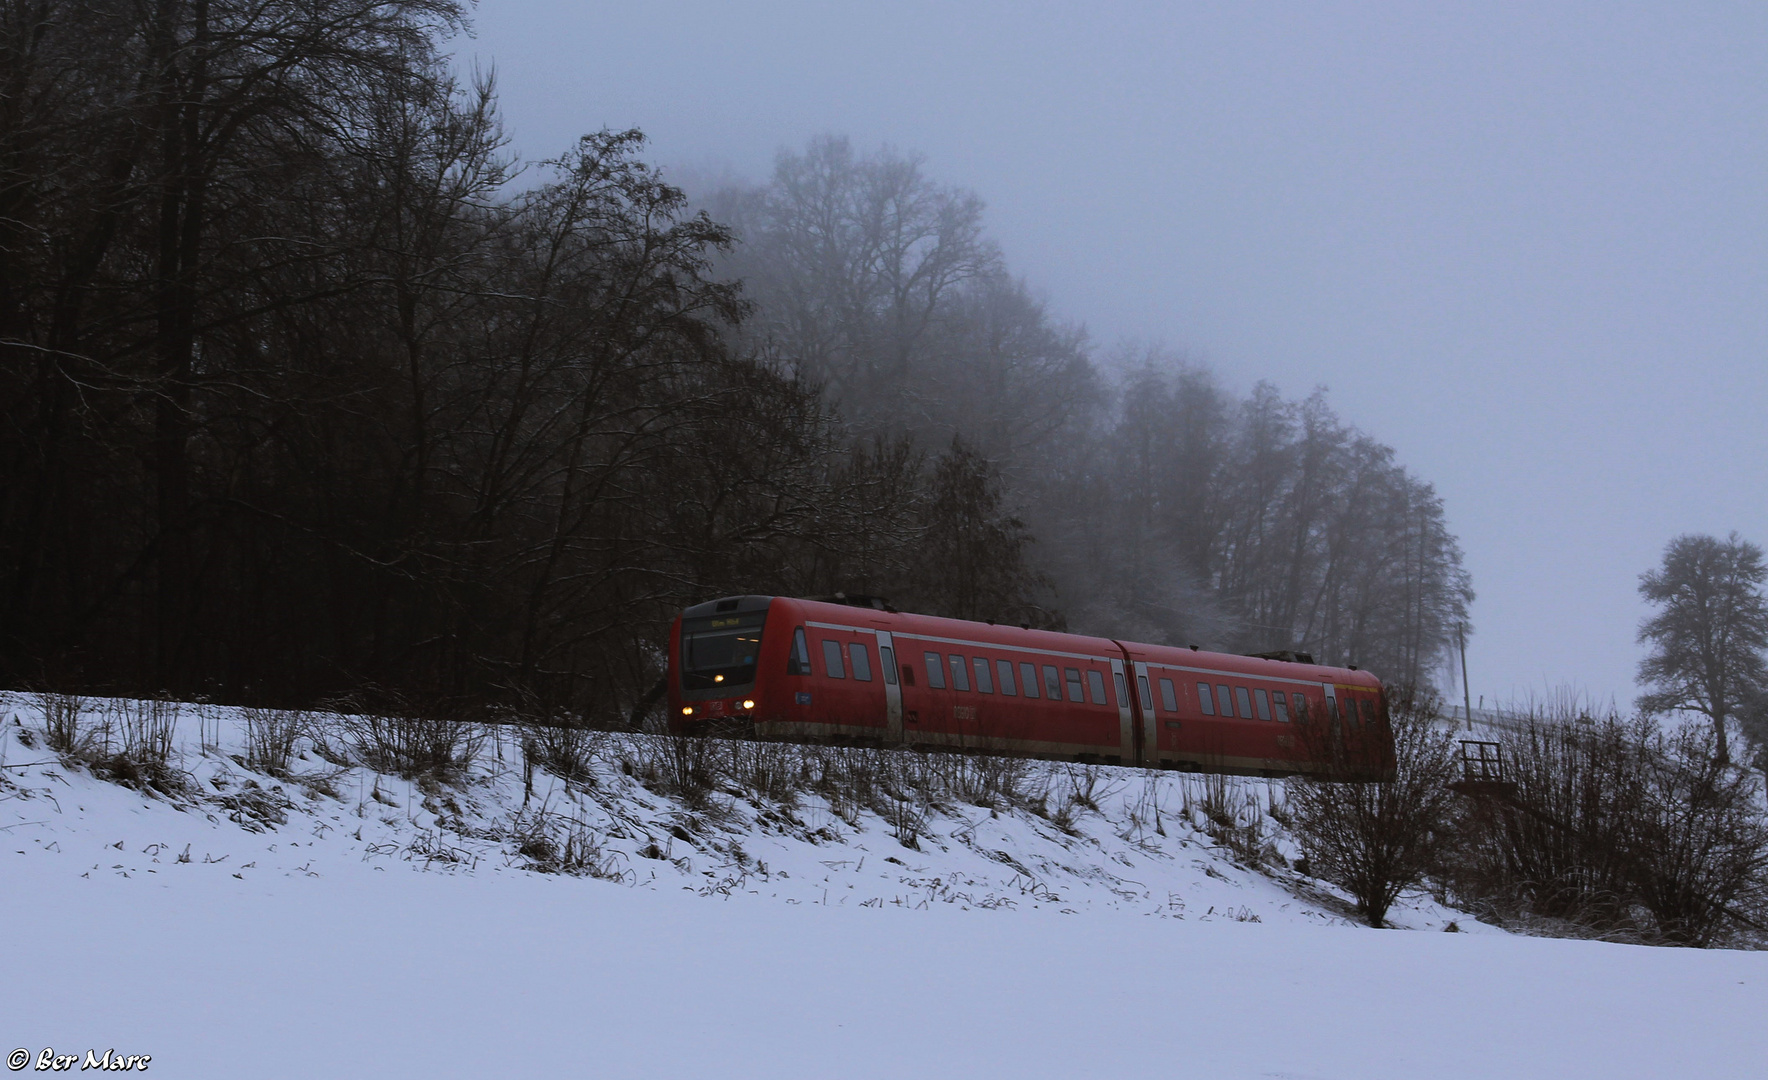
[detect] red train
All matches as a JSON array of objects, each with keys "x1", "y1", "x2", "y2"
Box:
[{"x1": 666, "y1": 594, "x2": 1392, "y2": 778}]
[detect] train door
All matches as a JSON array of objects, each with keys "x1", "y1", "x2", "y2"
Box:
[
  {"x1": 1132, "y1": 660, "x2": 1156, "y2": 764},
  {"x1": 1110, "y1": 657, "x2": 1136, "y2": 765},
  {"x1": 876, "y1": 631, "x2": 903, "y2": 742}
]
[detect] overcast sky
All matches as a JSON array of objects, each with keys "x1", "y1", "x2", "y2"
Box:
[{"x1": 464, "y1": 1, "x2": 1768, "y2": 710}]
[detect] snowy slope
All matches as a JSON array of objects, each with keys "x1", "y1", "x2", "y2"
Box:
[{"x1": 3, "y1": 694, "x2": 1766, "y2": 1079}]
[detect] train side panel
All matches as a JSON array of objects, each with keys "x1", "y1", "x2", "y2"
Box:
[
  {"x1": 668, "y1": 594, "x2": 1392, "y2": 777},
  {"x1": 1121, "y1": 643, "x2": 1387, "y2": 777}
]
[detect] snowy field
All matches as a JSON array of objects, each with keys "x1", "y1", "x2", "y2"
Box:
[{"x1": 3, "y1": 694, "x2": 1765, "y2": 1079}]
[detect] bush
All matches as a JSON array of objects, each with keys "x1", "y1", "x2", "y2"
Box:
[
  {"x1": 1445, "y1": 707, "x2": 1645, "y2": 934},
  {"x1": 1631, "y1": 724, "x2": 1768, "y2": 944},
  {"x1": 36, "y1": 691, "x2": 86, "y2": 755},
  {"x1": 339, "y1": 704, "x2": 484, "y2": 779},
  {"x1": 242, "y1": 707, "x2": 308, "y2": 775},
  {"x1": 1286, "y1": 688, "x2": 1461, "y2": 927},
  {"x1": 1446, "y1": 704, "x2": 1768, "y2": 946},
  {"x1": 521, "y1": 720, "x2": 604, "y2": 788},
  {"x1": 96, "y1": 697, "x2": 181, "y2": 788}
]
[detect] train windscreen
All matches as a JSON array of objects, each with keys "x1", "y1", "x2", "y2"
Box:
[{"x1": 679, "y1": 612, "x2": 766, "y2": 691}]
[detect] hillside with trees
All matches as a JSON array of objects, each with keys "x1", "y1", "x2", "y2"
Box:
[{"x1": 0, "y1": 3, "x2": 1471, "y2": 719}]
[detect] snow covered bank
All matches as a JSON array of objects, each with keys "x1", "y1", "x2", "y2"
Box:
[{"x1": 3, "y1": 695, "x2": 1766, "y2": 1078}]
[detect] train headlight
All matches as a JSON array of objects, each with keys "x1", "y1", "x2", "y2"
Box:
[
  {"x1": 714, "y1": 674, "x2": 724, "y2": 683},
  {"x1": 742, "y1": 699, "x2": 755, "y2": 710},
  {"x1": 681, "y1": 707, "x2": 693, "y2": 716}
]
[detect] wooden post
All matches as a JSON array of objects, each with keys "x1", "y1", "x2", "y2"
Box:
[{"x1": 1458, "y1": 622, "x2": 1473, "y2": 732}]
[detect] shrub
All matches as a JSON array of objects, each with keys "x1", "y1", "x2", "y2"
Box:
[
  {"x1": 36, "y1": 691, "x2": 86, "y2": 755},
  {"x1": 340, "y1": 706, "x2": 484, "y2": 779},
  {"x1": 242, "y1": 707, "x2": 308, "y2": 775},
  {"x1": 1286, "y1": 687, "x2": 1461, "y2": 927},
  {"x1": 1446, "y1": 705, "x2": 1768, "y2": 946},
  {"x1": 101, "y1": 697, "x2": 180, "y2": 786},
  {"x1": 521, "y1": 720, "x2": 604, "y2": 788}
]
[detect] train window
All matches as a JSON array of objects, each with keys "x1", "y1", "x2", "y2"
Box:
[
  {"x1": 1254, "y1": 688, "x2": 1271, "y2": 721},
  {"x1": 1235, "y1": 686, "x2": 1252, "y2": 719},
  {"x1": 1196, "y1": 682, "x2": 1215, "y2": 715},
  {"x1": 1291, "y1": 692, "x2": 1308, "y2": 719},
  {"x1": 879, "y1": 645, "x2": 897, "y2": 685},
  {"x1": 1089, "y1": 670, "x2": 1108, "y2": 705},
  {"x1": 1043, "y1": 665, "x2": 1062, "y2": 699},
  {"x1": 1344, "y1": 697, "x2": 1360, "y2": 726},
  {"x1": 1020, "y1": 662, "x2": 1040, "y2": 699},
  {"x1": 1137, "y1": 674, "x2": 1153, "y2": 711},
  {"x1": 682, "y1": 611, "x2": 766, "y2": 690},
  {"x1": 1065, "y1": 668, "x2": 1085, "y2": 703},
  {"x1": 788, "y1": 628, "x2": 811, "y2": 676},
  {"x1": 822, "y1": 640, "x2": 845, "y2": 679},
  {"x1": 1160, "y1": 678, "x2": 1178, "y2": 713},
  {"x1": 924, "y1": 652, "x2": 946, "y2": 689},
  {"x1": 996, "y1": 659, "x2": 1017, "y2": 696},
  {"x1": 1113, "y1": 671, "x2": 1129, "y2": 707},
  {"x1": 949, "y1": 655, "x2": 971, "y2": 692},
  {"x1": 849, "y1": 642, "x2": 873, "y2": 682},
  {"x1": 973, "y1": 657, "x2": 994, "y2": 693},
  {"x1": 1273, "y1": 693, "x2": 1289, "y2": 722},
  {"x1": 1216, "y1": 684, "x2": 1233, "y2": 717}
]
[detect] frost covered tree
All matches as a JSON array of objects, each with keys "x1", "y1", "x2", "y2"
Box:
[{"x1": 1636, "y1": 533, "x2": 1768, "y2": 766}]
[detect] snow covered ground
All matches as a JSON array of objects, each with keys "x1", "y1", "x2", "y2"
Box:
[{"x1": 3, "y1": 693, "x2": 1765, "y2": 1078}]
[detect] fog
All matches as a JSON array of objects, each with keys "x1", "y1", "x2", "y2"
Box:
[{"x1": 462, "y1": 2, "x2": 1768, "y2": 707}]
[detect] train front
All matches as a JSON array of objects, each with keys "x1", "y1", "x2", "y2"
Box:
[{"x1": 667, "y1": 595, "x2": 777, "y2": 733}]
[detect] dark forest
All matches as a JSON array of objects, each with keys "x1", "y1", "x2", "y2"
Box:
[{"x1": 0, "y1": 1, "x2": 1470, "y2": 720}]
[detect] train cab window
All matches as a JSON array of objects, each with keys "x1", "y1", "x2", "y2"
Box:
[
  {"x1": 788, "y1": 628, "x2": 811, "y2": 676},
  {"x1": 822, "y1": 640, "x2": 845, "y2": 679},
  {"x1": 996, "y1": 659, "x2": 1018, "y2": 696},
  {"x1": 924, "y1": 652, "x2": 946, "y2": 689},
  {"x1": 1160, "y1": 678, "x2": 1179, "y2": 713},
  {"x1": 1273, "y1": 693, "x2": 1290, "y2": 722},
  {"x1": 682, "y1": 611, "x2": 766, "y2": 690},
  {"x1": 1196, "y1": 682, "x2": 1216, "y2": 715},
  {"x1": 1043, "y1": 665, "x2": 1062, "y2": 699},
  {"x1": 1088, "y1": 670, "x2": 1108, "y2": 705},
  {"x1": 1235, "y1": 686, "x2": 1253, "y2": 719},
  {"x1": 972, "y1": 657, "x2": 994, "y2": 693},
  {"x1": 1216, "y1": 684, "x2": 1233, "y2": 717},
  {"x1": 1254, "y1": 688, "x2": 1271, "y2": 721},
  {"x1": 879, "y1": 645, "x2": 897, "y2": 685},
  {"x1": 1137, "y1": 674, "x2": 1154, "y2": 711},
  {"x1": 849, "y1": 642, "x2": 873, "y2": 682},
  {"x1": 1065, "y1": 667, "x2": 1085, "y2": 703},
  {"x1": 1291, "y1": 692, "x2": 1308, "y2": 720},
  {"x1": 1020, "y1": 662, "x2": 1041, "y2": 699},
  {"x1": 949, "y1": 655, "x2": 971, "y2": 692}
]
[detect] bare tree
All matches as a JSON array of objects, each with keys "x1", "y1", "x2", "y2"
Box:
[
  {"x1": 1636, "y1": 532, "x2": 1768, "y2": 765},
  {"x1": 1286, "y1": 688, "x2": 1460, "y2": 927}
]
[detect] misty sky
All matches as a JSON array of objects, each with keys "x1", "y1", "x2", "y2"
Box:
[{"x1": 463, "y1": 2, "x2": 1768, "y2": 710}]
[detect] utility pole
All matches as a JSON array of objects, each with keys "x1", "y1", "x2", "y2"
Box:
[{"x1": 1458, "y1": 621, "x2": 1473, "y2": 732}]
